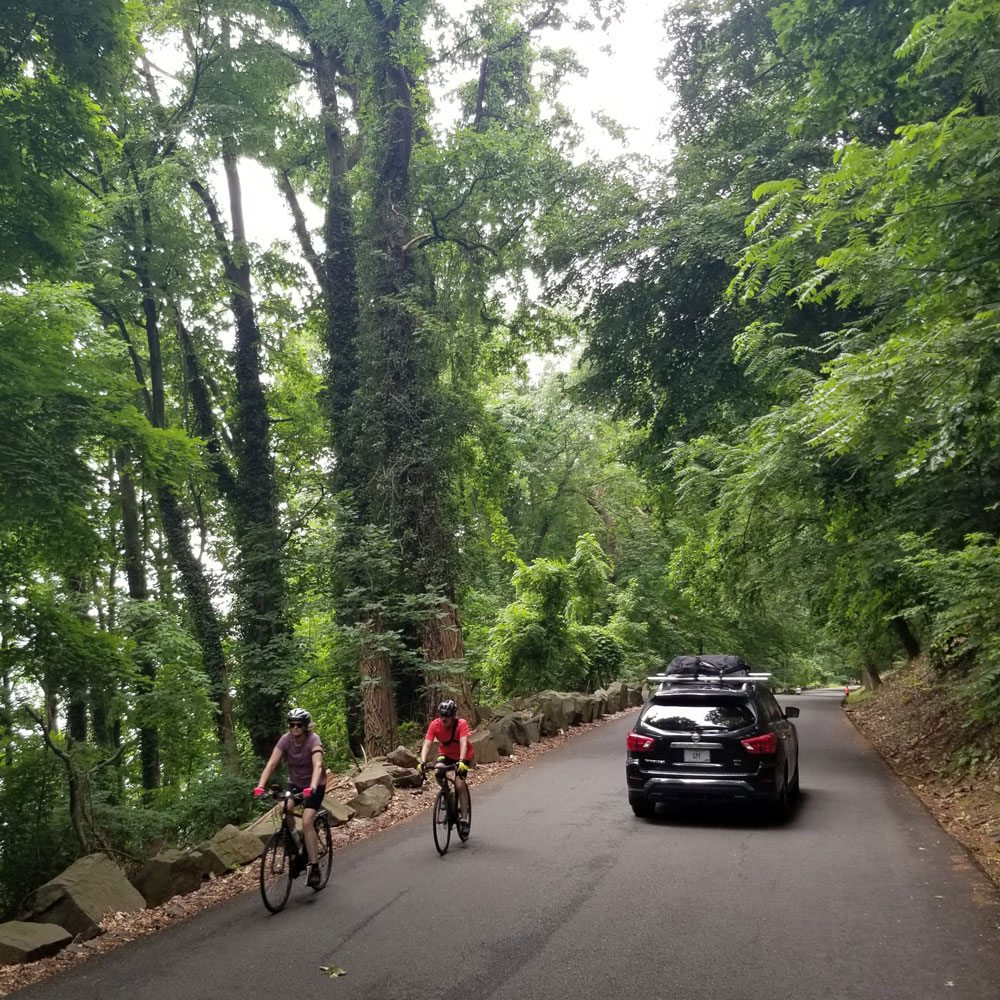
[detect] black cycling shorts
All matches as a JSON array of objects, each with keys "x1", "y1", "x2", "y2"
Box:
[{"x1": 288, "y1": 783, "x2": 326, "y2": 810}]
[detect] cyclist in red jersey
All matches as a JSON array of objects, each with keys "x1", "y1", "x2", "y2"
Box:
[{"x1": 419, "y1": 700, "x2": 473, "y2": 837}]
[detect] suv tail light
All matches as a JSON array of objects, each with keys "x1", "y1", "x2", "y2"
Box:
[
  {"x1": 741, "y1": 732, "x2": 778, "y2": 754},
  {"x1": 627, "y1": 732, "x2": 655, "y2": 752}
]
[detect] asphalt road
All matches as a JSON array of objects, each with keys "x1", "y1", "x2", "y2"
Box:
[{"x1": 16, "y1": 690, "x2": 1000, "y2": 1000}]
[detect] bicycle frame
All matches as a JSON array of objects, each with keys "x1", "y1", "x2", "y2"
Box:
[{"x1": 430, "y1": 763, "x2": 471, "y2": 855}]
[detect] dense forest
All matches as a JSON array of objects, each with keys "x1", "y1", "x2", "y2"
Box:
[{"x1": 1, "y1": 0, "x2": 997, "y2": 918}]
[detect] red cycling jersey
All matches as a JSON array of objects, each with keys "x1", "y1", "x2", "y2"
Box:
[{"x1": 425, "y1": 717, "x2": 473, "y2": 760}]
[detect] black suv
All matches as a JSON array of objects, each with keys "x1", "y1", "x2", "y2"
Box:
[{"x1": 626, "y1": 665, "x2": 800, "y2": 819}]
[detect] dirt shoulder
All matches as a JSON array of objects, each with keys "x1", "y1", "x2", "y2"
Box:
[
  {"x1": 0, "y1": 709, "x2": 635, "y2": 997},
  {"x1": 844, "y1": 658, "x2": 1000, "y2": 892}
]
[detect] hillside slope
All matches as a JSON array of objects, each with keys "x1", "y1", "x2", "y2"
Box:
[{"x1": 845, "y1": 659, "x2": 1000, "y2": 891}]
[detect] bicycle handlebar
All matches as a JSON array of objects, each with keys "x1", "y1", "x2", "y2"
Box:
[{"x1": 265, "y1": 785, "x2": 305, "y2": 803}]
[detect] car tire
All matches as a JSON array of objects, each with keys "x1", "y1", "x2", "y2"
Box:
[
  {"x1": 770, "y1": 767, "x2": 790, "y2": 822},
  {"x1": 789, "y1": 761, "x2": 801, "y2": 799},
  {"x1": 630, "y1": 798, "x2": 655, "y2": 818}
]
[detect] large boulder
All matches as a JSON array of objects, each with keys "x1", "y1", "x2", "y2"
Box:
[
  {"x1": 323, "y1": 796, "x2": 356, "y2": 826},
  {"x1": 133, "y1": 849, "x2": 207, "y2": 908},
  {"x1": 386, "y1": 746, "x2": 419, "y2": 768},
  {"x1": 578, "y1": 694, "x2": 596, "y2": 724},
  {"x1": 560, "y1": 693, "x2": 583, "y2": 726},
  {"x1": 605, "y1": 681, "x2": 627, "y2": 712},
  {"x1": 353, "y1": 762, "x2": 395, "y2": 795},
  {"x1": 523, "y1": 714, "x2": 542, "y2": 744},
  {"x1": 347, "y1": 784, "x2": 391, "y2": 819},
  {"x1": 531, "y1": 692, "x2": 568, "y2": 736},
  {"x1": 626, "y1": 684, "x2": 644, "y2": 707},
  {"x1": 388, "y1": 766, "x2": 424, "y2": 788},
  {"x1": 0, "y1": 921, "x2": 72, "y2": 964},
  {"x1": 592, "y1": 690, "x2": 607, "y2": 718},
  {"x1": 197, "y1": 824, "x2": 264, "y2": 876},
  {"x1": 487, "y1": 717, "x2": 515, "y2": 756},
  {"x1": 31, "y1": 853, "x2": 146, "y2": 940},
  {"x1": 468, "y1": 730, "x2": 500, "y2": 764}
]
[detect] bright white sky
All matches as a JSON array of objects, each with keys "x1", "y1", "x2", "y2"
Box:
[{"x1": 240, "y1": 0, "x2": 672, "y2": 249}]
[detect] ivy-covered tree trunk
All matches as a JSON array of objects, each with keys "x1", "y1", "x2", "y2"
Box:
[
  {"x1": 116, "y1": 448, "x2": 160, "y2": 793},
  {"x1": 156, "y1": 485, "x2": 238, "y2": 765},
  {"x1": 363, "y1": 0, "x2": 475, "y2": 727},
  {"x1": 192, "y1": 143, "x2": 295, "y2": 761},
  {"x1": 422, "y1": 602, "x2": 475, "y2": 720}
]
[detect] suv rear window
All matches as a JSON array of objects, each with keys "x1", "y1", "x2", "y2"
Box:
[{"x1": 640, "y1": 698, "x2": 755, "y2": 733}]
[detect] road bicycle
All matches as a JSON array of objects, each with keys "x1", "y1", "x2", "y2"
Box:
[
  {"x1": 259, "y1": 786, "x2": 333, "y2": 913},
  {"x1": 428, "y1": 762, "x2": 472, "y2": 856}
]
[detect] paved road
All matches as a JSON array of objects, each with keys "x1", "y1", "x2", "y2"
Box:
[{"x1": 17, "y1": 691, "x2": 1000, "y2": 1000}]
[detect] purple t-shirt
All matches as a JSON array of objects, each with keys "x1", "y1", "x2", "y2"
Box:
[{"x1": 276, "y1": 731, "x2": 323, "y2": 787}]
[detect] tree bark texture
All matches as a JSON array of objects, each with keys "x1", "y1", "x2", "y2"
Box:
[
  {"x1": 361, "y1": 617, "x2": 398, "y2": 756},
  {"x1": 421, "y1": 603, "x2": 475, "y2": 721},
  {"x1": 861, "y1": 661, "x2": 883, "y2": 690}
]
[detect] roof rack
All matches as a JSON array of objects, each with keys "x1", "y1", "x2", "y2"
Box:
[{"x1": 646, "y1": 672, "x2": 773, "y2": 691}]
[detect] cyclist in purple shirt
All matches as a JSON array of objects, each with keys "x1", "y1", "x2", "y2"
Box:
[{"x1": 254, "y1": 708, "x2": 326, "y2": 888}]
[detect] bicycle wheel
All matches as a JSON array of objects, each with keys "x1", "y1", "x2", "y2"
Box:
[
  {"x1": 313, "y1": 813, "x2": 333, "y2": 889},
  {"x1": 260, "y1": 828, "x2": 293, "y2": 913},
  {"x1": 432, "y1": 788, "x2": 452, "y2": 855},
  {"x1": 458, "y1": 791, "x2": 472, "y2": 842}
]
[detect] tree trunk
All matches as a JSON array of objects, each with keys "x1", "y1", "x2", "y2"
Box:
[
  {"x1": 361, "y1": 616, "x2": 397, "y2": 756},
  {"x1": 861, "y1": 661, "x2": 882, "y2": 690},
  {"x1": 117, "y1": 448, "x2": 160, "y2": 793},
  {"x1": 890, "y1": 616, "x2": 920, "y2": 660},
  {"x1": 157, "y1": 485, "x2": 238, "y2": 766},
  {"x1": 190, "y1": 140, "x2": 294, "y2": 761},
  {"x1": 422, "y1": 603, "x2": 475, "y2": 721}
]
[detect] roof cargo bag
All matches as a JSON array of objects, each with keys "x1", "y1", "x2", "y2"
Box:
[{"x1": 665, "y1": 654, "x2": 750, "y2": 678}]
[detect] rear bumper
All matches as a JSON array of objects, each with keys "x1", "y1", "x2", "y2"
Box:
[{"x1": 628, "y1": 773, "x2": 775, "y2": 804}]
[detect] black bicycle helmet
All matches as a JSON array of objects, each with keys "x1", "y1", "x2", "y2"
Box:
[
  {"x1": 437, "y1": 699, "x2": 457, "y2": 717},
  {"x1": 287, "y1": 707, "x2": 311, "y2": 726}
]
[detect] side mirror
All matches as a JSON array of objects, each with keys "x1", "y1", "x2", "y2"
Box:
[{"x1": 784, "y1": 706, "x2": 800, "y2": 718}]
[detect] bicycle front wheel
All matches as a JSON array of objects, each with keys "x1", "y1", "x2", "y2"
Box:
[
  {"x1": 432, "y1": 789, "x2": 452, "y2": 855},
  {"x1": 260, "y1": 829, "x2": 293, "y2": 913},
  {"x1": 313, "y1": 813, "x2": 333, "y2": 889}
]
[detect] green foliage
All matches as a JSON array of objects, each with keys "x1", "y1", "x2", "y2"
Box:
[
  {"x1": 899, "y1": 533, "x2": 1000, "y2": 717},
  {"x1": 0, "y1": 740, "x2": 78, "y2": 921},
  {"x1": 486, "y1": 532, "x2": 648, "y2": 695}
]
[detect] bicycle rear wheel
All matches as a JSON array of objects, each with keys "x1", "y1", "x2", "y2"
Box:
[
  {"x1": 313, "y1": 813, "x2": 333, "y2": 889},
  {"x1": 260, "y1": 828, "x2": 293, "y2": 913},
  {"x1": 432, "y1": 789, "x2": 452, "y2": 855}
]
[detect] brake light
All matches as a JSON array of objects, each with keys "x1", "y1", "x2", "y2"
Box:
[
  {"x1": 627, "y1": 732, "x2": 655, "y2": 752},
  {"x1": 741, "y1": 732, "x2": 778, "y2": 754}
]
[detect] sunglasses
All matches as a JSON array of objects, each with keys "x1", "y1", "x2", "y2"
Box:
[{"x1": 289, "y1": 722, "x2": 306, "y2": 729}]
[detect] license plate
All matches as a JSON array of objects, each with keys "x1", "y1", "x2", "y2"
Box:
[{"x1": 684, "y1": 749, "x2": 711, "y2": 763}]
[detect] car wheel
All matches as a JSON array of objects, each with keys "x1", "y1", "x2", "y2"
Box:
[
  {"x1": 630, "y1": 798, "x2": 655, "y2": 818},
  {"x1": 789, "y1": 761, "x2": 801, "y2": 799},
  {"x1": 770, "y1": 767, "x2": 790, "y2": 821}
]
